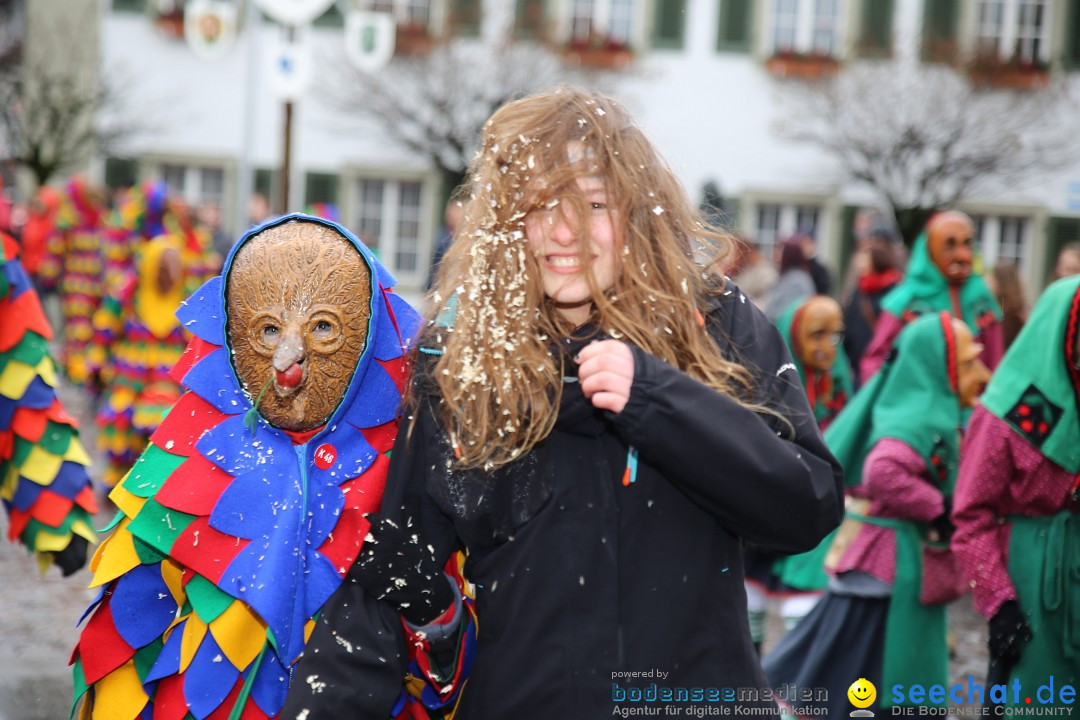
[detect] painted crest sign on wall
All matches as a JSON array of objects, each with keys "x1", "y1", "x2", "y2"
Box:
[
  {"x1": 251, "y1": 0, "x2": 336, "y2": 26},
  {"x1": 184, "y1": 0, "x2": 239, "y2": 60},
  {"x1": 343, "y1": 10, "x2": 396, "y2": 72}
]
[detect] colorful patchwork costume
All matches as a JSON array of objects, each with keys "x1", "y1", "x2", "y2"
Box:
[
  {"x1": 38, "y1": 178, "x2": 107, "y2": 384},
  {"x1": 71, "y1": 215, "x2": 442, "y2": 719},
  {"x1": 0, "y1": 233, "x2": 98, "y2": 574}
]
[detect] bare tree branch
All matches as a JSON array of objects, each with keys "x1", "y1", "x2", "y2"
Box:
[
  {"x1": 0, "y1": 2, "x2": 154, "y2": 187},
  {"x1": 775, "y1": 61, "x2": 1080, "y2": 244},
  {"x1": 317, "y1": 32, "x2": 584, "y2": 195}
]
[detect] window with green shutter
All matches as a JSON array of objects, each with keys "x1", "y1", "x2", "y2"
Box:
[
  {"x1": 652, "y1": 0, "x2": 686, "y2": 50},
  {"x1": 857, "y1": 0, "x2": 894, "y2": 58},
  {"x1": 514, "y1": 0, "x2": 546, "y2": 40},
  {"x1": 716, "y1": 0, "x2": 753, "y2": 53},
  {"x1": 450, "y1": 0, "x2": 482, "y2": 37},
  {"x1": 1065, "y1": 0, "x2": 1080, "y2": 70},
  {"x1": 304, "y1": 172, "x2": 340, "y2": 207},
  {"x1": 104, "y1": 157, "x2": 139, "y2": 190},
  {"x1": 921, "y1": 0, "x2": 960, "y2": 63},
  {"x1": 112, "y1": 0, "x2": 146, "y2": 12},
  {"x1": 313, "y1": 5, "x2": 344, "y2": 28}
]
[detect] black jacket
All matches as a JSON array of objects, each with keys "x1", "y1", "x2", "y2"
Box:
[{"x1": 282, "y1": 283, "x2": 844, "y2": 719}]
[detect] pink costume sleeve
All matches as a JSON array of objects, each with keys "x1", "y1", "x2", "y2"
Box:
[
  {"x1": 834, "y1": 438, "x2": 944, "y2": 585},
  {"x1": 859, "y1": 311, "x2": 904, "y2": 384},
  {"x1": 864, "y1": 438, "x2": 946, "y2": 522},
  {"x1": 951, "y1": 405, "x2": 1018, "y2": 620}
]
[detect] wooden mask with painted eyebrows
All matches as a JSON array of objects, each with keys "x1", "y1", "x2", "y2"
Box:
[{"x1": 226, "y1": 221, "x2": 372, "y2": 431}]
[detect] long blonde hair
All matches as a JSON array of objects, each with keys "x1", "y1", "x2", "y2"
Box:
[{"x1": 425, "y1": 86, "x2": 759, "y2": 469}]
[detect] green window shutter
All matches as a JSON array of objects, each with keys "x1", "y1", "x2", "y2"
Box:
[
  {"x1": 514, "y1": 0, "x2": 545, "y2": 40},
  {"x1": 313, "y1": 5, "x2": 344, "y2": 28},
  {"x1": 304, "y1": 172, "x2": 339, "y2": 206},
  {"x1": 104, "y1": 157, "x2": 139, "y2": 190},
  {"x1": 652, "y1": 0, "x2": 686, "y2": 49},
  {"x1": 921, "y1": 0, "x2": 960, "y2": 62},
  {"x1": 1065, "y1": 0, "x2": 1080, "y2": 70},
  {"x1": 450, "y1": 0, "x2": 482, "y2": 37},
  {"x1": 1046, "y1": 216, "x2": 1080, "y2": 286},
  {"x1": 857, "y1": 0, "x2": 894, "y2": 58},
  {"x1": 716, "y1": 0, "x2": 753, "y2": 53},
  {"x1": 112, "y1": 0, "x2": 146, "y2": 11}
]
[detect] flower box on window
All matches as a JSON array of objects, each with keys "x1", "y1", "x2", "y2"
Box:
[
  {"x1": 765, "y1": 51, "x2": 840, "y2": 80},
  {"x1": 968, "y1": 54, "x2": 1050, "y2": 91},
  {"x1": 395, "y1": 22, "x2": 433, "y2": 55},
  {"x1": 153, "y1": 3, "x2": 185, "y2": 39},
  {"x1": 562, "y1": 36, "x2": 634, "y2": 70}
]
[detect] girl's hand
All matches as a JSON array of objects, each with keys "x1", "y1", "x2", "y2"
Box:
[{"x1": 577, "y1": 340, "x2": 635, "y2": 414}]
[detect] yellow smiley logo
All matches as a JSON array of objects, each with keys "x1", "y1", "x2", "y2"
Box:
[{"x1": 848, "y1": 678, "x2": 876, "y2": 708}]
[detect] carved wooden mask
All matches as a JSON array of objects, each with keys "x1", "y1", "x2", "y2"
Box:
[
  {"x1": 227, "y1": 221, "x2": 372, "y2": 431},
  {"x1": 795, "y1": 296, "x2": 844, "y2": 374}
]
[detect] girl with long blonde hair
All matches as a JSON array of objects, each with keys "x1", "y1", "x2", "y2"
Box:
[{"x1": 285, "y1": 87, "x2": 843, "y2": 720}]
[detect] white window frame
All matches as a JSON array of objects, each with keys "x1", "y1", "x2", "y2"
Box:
[
  {"x1": 769, "y1": 0, "x2": 845, "y2": 56},
  {"x1": 975, "y1": 0, "x2": 1049, "y2": 63},
  {"x1": 558, "y1": 0, "x2": 644, "y2": 48},
  {"x1": 751, "y1": 201, "x2": 824, "y2": 260},
  {"x1": 970, "y1": 213, "x2": 1033, "y2": 274},
  {"x1": 347, "y1": 173, "x2": 434, "y2": 290},
  {"x1": 156, "y1": 161, "x2": 227, "y2": 210}
]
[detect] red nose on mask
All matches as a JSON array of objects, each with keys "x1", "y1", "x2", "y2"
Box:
[{"x1": 276, "y1": 363, "x2": 303, "y2": 388}]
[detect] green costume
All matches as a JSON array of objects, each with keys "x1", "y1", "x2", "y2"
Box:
[
  {"x1": 771, "y1": 299, "x2": 853, "y2": 591},
  {"x1": 981, "y1": 275, "x2": 1080, "y2": 699},
  {"x1": 825, "y1": 311, "x2": 963, "y2": 708},
  {"x1": 880, "y1": 231, "x2": 1001, "y2": 330}
]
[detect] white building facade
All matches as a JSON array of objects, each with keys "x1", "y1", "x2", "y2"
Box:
[{"x1": 97, "y1": 0, "x2": 1080, "y2": 301}]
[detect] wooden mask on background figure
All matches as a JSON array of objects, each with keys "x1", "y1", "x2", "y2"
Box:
[{"x1": 795, "y1": 296, "x2": 844, "y2": 374}]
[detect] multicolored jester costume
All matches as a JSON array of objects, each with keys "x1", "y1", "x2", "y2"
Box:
[
  {"x1": 90, "y1": 235, "x2": 194, "y2": 487},
  {"x1": 38, "y1": 178, "x2": 107, "y2": 384},
  {"x1": 71, "y1": 215, "x2": 423, "y2": 719},
  {"x1": 1, "y1": 233, "x2": 98, "y2": 575}
]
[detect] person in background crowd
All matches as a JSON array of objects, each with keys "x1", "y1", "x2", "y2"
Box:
[
  {"x1": 19, "y1": 186, "x2": 60, "y2": 281},
  {"x1": 198, "y1": 201, "x2": 231, "y2": 260},
  {"x1": 765, "y1": 312, "x2": 990, "y2": 718},
  {"x1": 988, "y1": 261, "x2": 1028, "y2": 350},
  {"x1": 727, "y1": 235, "x2": 778, "y2": 310},
  {"x1": 952, "y1": 275, "x2": 1080, "y2": 708},
  {"x1": 1050, "y1": 242, "x2": 1080, "y2": 283},
  {"x1": 285, "y1": 86, "x2": 843, "y2": 719},
  {"x1": 765, "y1": 235, "x2": 816, "y2": 322},
  {"x1": 37, "y1": 177, "x2": 108, "y2": 384},
  {"x1": 799, "y1": 232, "x2": 832, "y2": 296},
  {"x1": 426, "y1": 185, "x2": 466, "y2": 291},
  {"x1": 860, "y1": 211, "x2": 1003, "y2": 381},
  {"x1": 843, "y1": 227, "x2": 904, "y2": 388}
]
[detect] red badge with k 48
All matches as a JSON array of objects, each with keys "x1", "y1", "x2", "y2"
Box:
[{"x1": 314, "y1": 443, "x2": 337, "y2": 470}]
